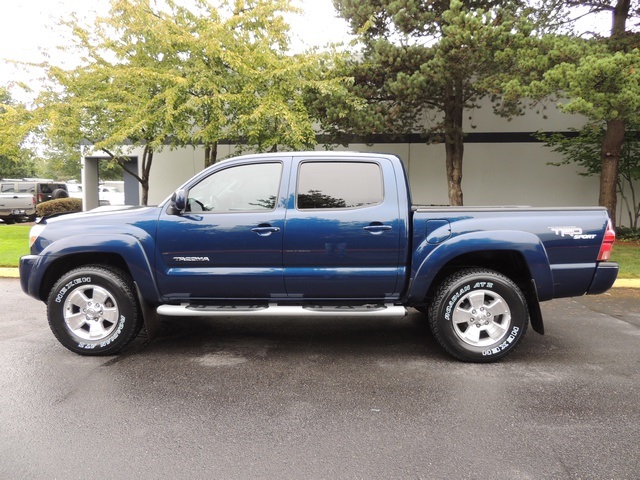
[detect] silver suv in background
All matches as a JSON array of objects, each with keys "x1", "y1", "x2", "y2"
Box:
[{"x1": 1, "y1": 179, "x2": 69, "y2": 204}]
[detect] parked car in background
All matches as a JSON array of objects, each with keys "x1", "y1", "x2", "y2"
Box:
[
  {"x1": 99, "y1": 186, "x2": 125, "y2": 206},
  {"x1": 1, "y1": 179, "x2": 68, "y2": 204},
  {"x1": 65, "y1": 182, "x2": 83, "y2": 199},
  {"x1": 0, "y1": 192, "x2": 36, "y2": 224},
  {"x1": 65, "y1": 182, "x2": 125, "y2": 206}
]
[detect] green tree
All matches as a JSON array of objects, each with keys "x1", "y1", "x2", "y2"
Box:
[
  {"x1": 332, "y1": 0, "x2": 540, "y2": 206},
  {"x1": 542, "y1": 125, "x2": 640, "y2": 227},
  {"x1": 35, "y1": 0, "x2": 198, "y2": 204},
  {"x1": 0, "y1": 87, "x2": 37, "y2": 178},
  {"x1": 502, "y1": 0, "x2": 640, "y2": 226},
  {"x1": 175, "y1": 0, "x2": 354, "y2": 165},
  {"x1": 32, "y1": 0, "x2": 355, "y2": 201}
]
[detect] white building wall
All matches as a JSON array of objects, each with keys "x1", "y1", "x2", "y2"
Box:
[
  {"x1": 143, "y1": 141, "x2": 600, "y2": 208},
  {"x1": 130, "y1": 99, "x2": 635, "y2": 225}
]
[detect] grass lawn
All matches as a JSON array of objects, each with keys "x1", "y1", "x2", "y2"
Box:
[
  {"x1": 0, "y1": 225, "x2": 31, "y2": 267},
  {"x1": 611, "y1": 242, "x2": 640, "y2": 279},
  {"x1": 1, "y1": 224, "x2": 638, "y2": 278}
]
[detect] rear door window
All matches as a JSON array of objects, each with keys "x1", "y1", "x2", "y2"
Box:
[{"x1": 296, "y1": 162, "x2": 383, "y2": 210}]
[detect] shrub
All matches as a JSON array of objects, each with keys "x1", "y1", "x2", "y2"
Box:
[
  {"x1": 36, "y1": 198, "x2": 83, "y2": 218},
  {"x1": 617, "y1": 227, "x2": 640, "y2": 242}
]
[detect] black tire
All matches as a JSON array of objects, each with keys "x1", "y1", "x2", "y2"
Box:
[
  {"x1": 429, "y1": 268, "x2": 529, "y2": 363},
  {"x1": 1, "y1": 218, "x2": 15, "y2": 225},
  {"x1": 52, "y1": 188, "x2": 69, "y2": 199},
  {"x1": 47, "y1": 265, "x2": 143, "y2": 355}
]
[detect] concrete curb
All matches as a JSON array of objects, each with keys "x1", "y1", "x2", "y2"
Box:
[
  {"x1": 0, "y1": 268, "x2": 19, "y2": 278},
  {"x1": 611, "y1": 279, "x2": 640, "y2": 289},
  {"x1": 1, "y1": 267, "x2": 639, "y2": 288}
]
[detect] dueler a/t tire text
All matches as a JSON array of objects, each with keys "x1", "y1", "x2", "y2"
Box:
[
  {"x1": 47, "y1": 265, "x2": 143, "y2": 355},
  {"x1": 429, "y1": 268, "x2": 529, "y2": 363}
]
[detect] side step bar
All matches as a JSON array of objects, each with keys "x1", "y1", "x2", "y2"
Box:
[{"x1": 157, "y1": 303, "x2": 407, "y2": 318}]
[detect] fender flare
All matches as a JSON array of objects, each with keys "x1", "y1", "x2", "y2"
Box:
[
  {"x1": 27, "y1": 233, "x2": 161, "y2": 304},
  {"x1": 406, "y1": 230, "x2": 554, "y2": 305}
]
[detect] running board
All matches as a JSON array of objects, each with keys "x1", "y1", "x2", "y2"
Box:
[{"x1": 157, "y1": 303, "x2": 407, "y2": 318}]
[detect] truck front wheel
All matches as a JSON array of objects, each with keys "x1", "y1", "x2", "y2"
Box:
[
  {"x1": 429, "y1": 269, "x2": 529, "y2": 362},
  {"x1": 47, "y1": 265, "x2": 143, "y2": 355}
]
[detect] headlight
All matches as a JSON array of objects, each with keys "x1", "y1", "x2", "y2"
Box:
[{"x1": 29, "y1": 224, "x2": 46, "y2": 249}]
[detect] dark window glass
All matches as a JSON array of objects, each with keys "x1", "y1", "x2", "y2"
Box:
[
  {"x1": 297, "y1": 162, "x2": 383, "y2": 210},
  {"x1": 187, "y1": 162, "x2": 282, "y2": 213}
]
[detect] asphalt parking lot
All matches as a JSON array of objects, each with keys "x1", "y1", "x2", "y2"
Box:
[{"x1": 1, "y1": 278, "x2": 638, "y2": 479}]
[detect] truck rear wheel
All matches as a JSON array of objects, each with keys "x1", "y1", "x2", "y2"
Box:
[
  {"x1": 47, "y1": 265, "x2": 142, "y2": 355},
  {"x1": 429, "y1": 269, "x2": 529, "y2": 362}
]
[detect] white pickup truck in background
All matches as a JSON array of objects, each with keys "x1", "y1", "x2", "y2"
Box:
[
  {"x1": 0, "y1": 193, "x2": 36, "y2": 224},
  {"x1": 66, "y1": 182, "x2": 125, "y2": 206}
]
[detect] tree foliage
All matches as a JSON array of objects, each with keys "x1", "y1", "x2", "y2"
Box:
[
  {"x1": 542, "y1": 125, "x2": 640, "y2": 227},
  {"x1": 31, "y1": 0, "x2": 355, "y2": 203},
  {"x1": 332, "y1": 0, "x2": 543, "y2": 206},
  {"x1": 0, "y1": 88, "x2": 38, "y2": 179},
  {"x1": 501, "y1": 0, "x2": 640, "y2": 225}
]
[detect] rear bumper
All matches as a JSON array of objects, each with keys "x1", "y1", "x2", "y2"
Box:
[{"x1": 587, "y1": 262, "x2": 619, "y2": 295}]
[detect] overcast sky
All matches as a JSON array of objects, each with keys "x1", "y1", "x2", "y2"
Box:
[
  {"x1": 0, "y1": 0, "x2": 353, "y2": 99},
  {"x1": 0, "y1": 0, "x2": 612, "y2": 102}
]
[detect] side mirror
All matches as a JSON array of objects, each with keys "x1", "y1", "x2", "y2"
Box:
[{"x1": 167, "y1": 188, "x2": 187, "y2": 215}]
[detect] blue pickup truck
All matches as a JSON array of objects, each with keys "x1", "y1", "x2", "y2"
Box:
[{"x1": 20, "y1": 152, "x2": 618, "y2": 362}]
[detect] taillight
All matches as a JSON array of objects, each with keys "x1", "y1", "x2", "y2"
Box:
[
  {"x1": 597, "y1": 220, "x2": 615, "y2": 261},
  {"x1": 38, "y1": 194, "x2": 43, "y2": 203}
]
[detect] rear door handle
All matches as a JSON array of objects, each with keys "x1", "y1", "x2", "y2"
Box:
[{"x1": 251, "y1": 226, "x2": 281, "y2": 236}]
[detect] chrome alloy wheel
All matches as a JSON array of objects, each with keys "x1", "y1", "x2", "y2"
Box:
[
  {"x1": 63, "y1": 285, "x2": 120, "y2": 341},
  {"x1": 451, "y1": 289, "x2": 511, "y2": 347}
]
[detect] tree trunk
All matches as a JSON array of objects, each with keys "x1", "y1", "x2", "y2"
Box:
[
  {"x1": 612, "y1": 0, "x2": 630, "y2": 37},
  {"x1": 101, "y1": 147, "x2": 149, "y2": 206},
  {"x1": 598, "y1": 0, "x2": 630, "y2": 226},
  {"x1": 140, "y1": 145, "x2": 153, "y2": 206},
  {"x1": 204, "y1": 142, "x2": 218, "y2": 168},
  {"x1": 444, "y1": 77, "x2": 464, "y2": 206},
  {"x1": 600, "y1": 119, "x2": 624, "y2": 226}
]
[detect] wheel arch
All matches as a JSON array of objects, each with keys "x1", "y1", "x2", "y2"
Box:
[
  {"x1": 31, "y1": 235, "x2": 160, "y2": 304},
  {"x1": 407, "y1": 231, "x2": 551, "y2": 334},
  {"x1": 39, "y1": 252, "x2": 130, "y2": 301}
]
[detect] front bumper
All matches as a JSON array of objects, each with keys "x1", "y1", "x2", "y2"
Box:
[{"x1": 19, "y1": 255, "x2": 40, "y2": 299}]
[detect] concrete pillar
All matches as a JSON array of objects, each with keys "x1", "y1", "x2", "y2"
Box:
[{"x1": 81, "y1": 156, "x2": 100, "y2": 211}]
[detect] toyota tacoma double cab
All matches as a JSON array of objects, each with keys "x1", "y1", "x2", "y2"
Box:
[{"x1": 19, "y1": 152, "x2": 618, "y2": 362}]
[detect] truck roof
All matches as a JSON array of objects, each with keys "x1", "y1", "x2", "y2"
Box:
[{"x1": 216, "y1": 151, "x2": 399, "y2": 164}]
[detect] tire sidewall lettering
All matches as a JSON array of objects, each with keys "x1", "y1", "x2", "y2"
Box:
[
  {"x1": 482, "y1": 325, "x2": 520, "y2": 357},
  {"x1": 53, "y1": 276, "x2": 126, "y2": 346},
  {"x1": 55, "y1": 277, "x2": 92, "y2": 304},
  {"x1": 444, "y1": 285, "x2": 471, "y2": 321},
  {"x1": 47, "y1": 266, "x2": 140, "y2": 355},
  {"x1": 76, "y1": 315, "x2": 126, "y2": 349},
  {"x1": 430, "y1": 269, "x2": 529, "y2": 362},
  {"x1": 444, "y1": 281, "x2": 496, "y2": 322}
]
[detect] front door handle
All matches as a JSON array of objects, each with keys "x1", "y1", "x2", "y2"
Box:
[
  {"x1": 251, "y1": 226, "x2": 281, "y2": 237},
  {"x1": 363, "y1": 224, "x2": 392, "y2": 235}
]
